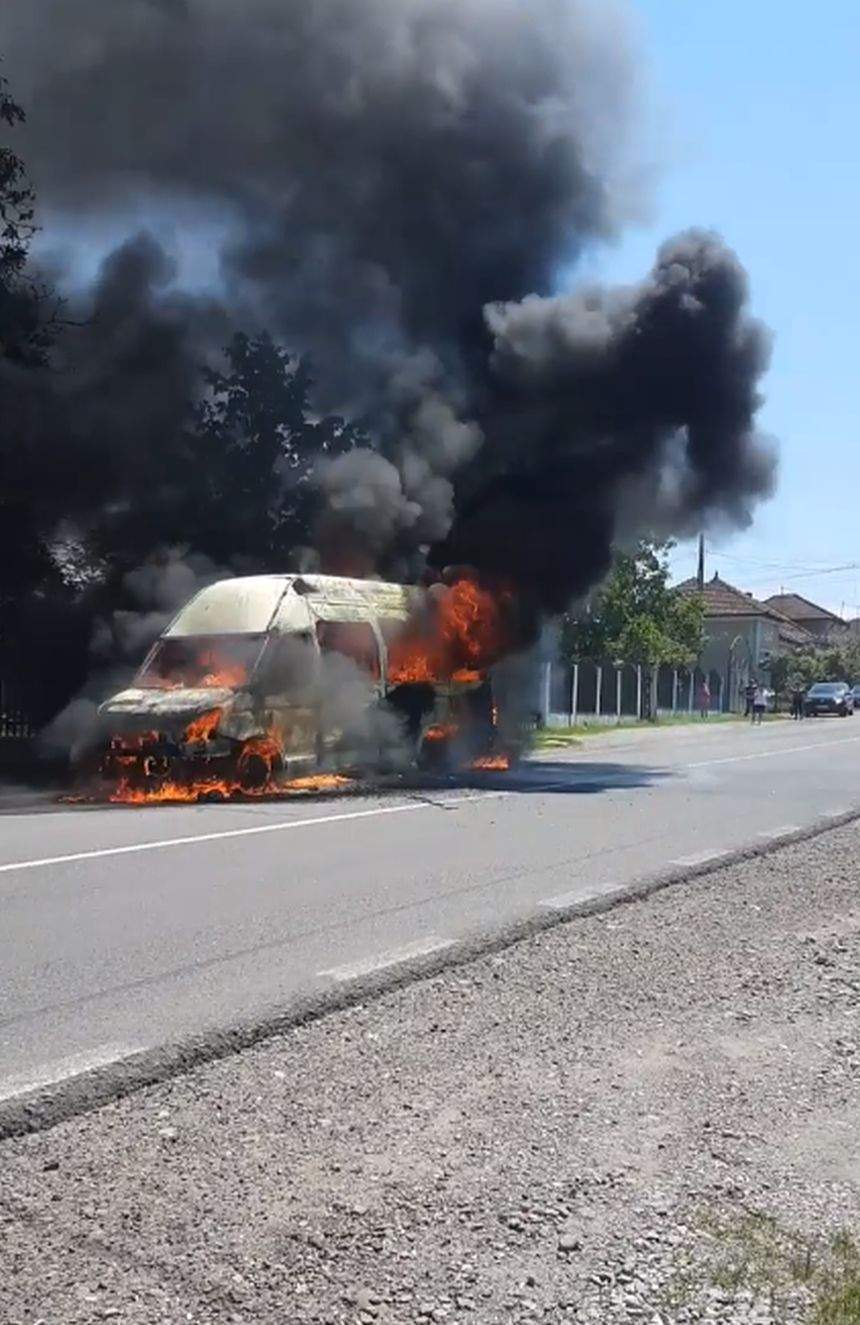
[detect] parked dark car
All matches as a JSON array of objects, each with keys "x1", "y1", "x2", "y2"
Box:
[{"x1": 804, "y1": 682, "x2": 854, "y2": 717}]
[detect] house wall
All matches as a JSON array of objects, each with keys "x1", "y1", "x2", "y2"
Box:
[{"x1": 700, "y1": 616, "x2": 780, "y2": 710}]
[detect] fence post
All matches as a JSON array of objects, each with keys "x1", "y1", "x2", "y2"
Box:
[
  {"x1": 688, "y1": 670, "x2": 695, "y2": 714},
  {"x1": 636, "y1": 665, "x2": 642, "y2": 719},
  {"x1": 672, "y1": 669, "x2": 678, "y2": 714},
  {"x1": 542, "y1": 661, "x2": 552, "y2": 726},
  {"x1": 615, "y1": 665, "x2": 622, "y2": 722},
  {"x1": 595, "y1": 664, "x2": 603, "y2": 719},
  {"x1": 571, "y1": 663, "x2": 579, "y2": 725}
]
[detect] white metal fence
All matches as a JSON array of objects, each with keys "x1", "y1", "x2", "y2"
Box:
[
  {"x1": 0, "y1": 674, "x2": 36, "y2": 740},
  {"x1": 539, "y1": 659, "x2": 729, "y2": 727}
]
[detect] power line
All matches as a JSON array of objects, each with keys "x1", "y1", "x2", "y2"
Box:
[{"x1": 679, "y1": 549, "x2": 860, "y2": 577}]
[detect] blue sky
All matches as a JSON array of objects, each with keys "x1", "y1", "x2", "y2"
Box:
[{"x1": 586, "y1": 0, "x2": 860, "y2": 615}]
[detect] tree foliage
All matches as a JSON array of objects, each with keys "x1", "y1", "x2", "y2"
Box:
[
  {"x1": 562, "y1": 540, "x2": 704, "y2": 667},
  {"x1": 0, "y1": 70, "x2": 34, "y2": 281},
  {"x1": 0, "y1": 66, "x2": 55, "y2": 367},
  {"x1": 0, "y1": 69, "x2": 61, "y2": 616},
  {"x1": 192, "y1": 332, "x2": 366, "y2": 568},
  {"x1": 770, "y1": 640, "x2": 860, "y2": 699}
]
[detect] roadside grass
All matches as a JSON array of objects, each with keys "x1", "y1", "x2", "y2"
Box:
[
  {"x1": 532, "y1": 712, "x2": 756, "y2": 750},
  {"x1": 662, "y1": 1208, "x2": 860, "y2": 1323}
]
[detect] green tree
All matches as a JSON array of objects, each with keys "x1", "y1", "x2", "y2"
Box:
[
  {"x1": 0, "y1": 68, "x2": 62, "y2": 611},
  {"x1": 192, "y1": 331, "x2": 367, "y2": 566},
  {"x1": 0, "y1": 66, "x2": 55, "y2": 367},
  {"x1": 771, "y1": 640, "x2": 860, "y2": 702},
  {"x1": 83, "y1": 330, "x2": 371, "y2": 581},
  {"x1": 562, "y1": 540, "x2": 704, "y2": 720},
  {"x1": 562, "y1": 540, "x2": 704, "y2": 669}
]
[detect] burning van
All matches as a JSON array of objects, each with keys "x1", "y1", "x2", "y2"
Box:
[{"x1": 95, "y1": 573, "x2": 502, "y2": 798}]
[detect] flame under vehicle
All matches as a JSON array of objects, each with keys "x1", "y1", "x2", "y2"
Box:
[{"x1": 96, "y1": 574, "x2": 500, "y2": 797}]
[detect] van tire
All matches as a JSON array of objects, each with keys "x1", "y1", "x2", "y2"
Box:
[
  {"x1": 237, "y1": 743, "x2": 281, "y2": 791},
  {"x1": 418, "y1": 735, "x2": 454, "y2": 773}
]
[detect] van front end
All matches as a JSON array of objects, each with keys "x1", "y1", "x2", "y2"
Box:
[{"x1": 95, "y1": 686, "x2": 282, "y2": 799}]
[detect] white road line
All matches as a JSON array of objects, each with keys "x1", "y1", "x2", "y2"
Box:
[
  {"x1": 540, "y1": 886, "x2": 606, "y2": 911},
  {"x1": 757, "y1": 825, "x2": 800, "y2": 839},
  {"x1": 0, "y1": 801, "x2": 435, "y2": 875},
  {"x1": 821, "y1": 808, "x2": 850, "y2": 820},
  {"x1": 319, "y1": 936, "x2": 454, "y2": 982},
  {"x1": 0, "y1": 792, "x2": 510, "y2": 877},
  {"x1": 685, "y1": 735, "x2": 860, "y2": 770},
  {"x1": 670, "y1": 850, "x2": 727, "y2": 868},
  {"x1": 412, "y1": 791, "x2": 510, "y2": 810},
  {"x1": 0, "y1": 1041, "x2": 145, "y2": 1104}
]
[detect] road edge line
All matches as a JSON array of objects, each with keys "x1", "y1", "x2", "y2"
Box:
[{"x1": 2, "y1": 805, "x2": 859, "y2": 1142}]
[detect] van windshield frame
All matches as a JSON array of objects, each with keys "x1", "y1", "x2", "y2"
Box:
[{"x1": 136, "y1": 634, "x2": 268, "y2": 691}]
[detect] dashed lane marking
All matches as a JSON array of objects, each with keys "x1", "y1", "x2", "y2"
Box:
[
  {"x1": 319, "y1": 936, "x2": 455, "y2": 982},
  {"x1": 685, "y1": 735, "x2": 860, "y2": 770},
  {"x1": 540, "y1": 886, "x2": 607, "y2": 911},
  {"x1": 0, "y1": 1041, "x2": 146, "y2": 1104},
  {"x1": 670, "y1": 850, "x2": 727, "y2": 869}
]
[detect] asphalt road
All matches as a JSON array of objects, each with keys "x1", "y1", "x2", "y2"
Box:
[{"x1": 1, "y1": 716, "x2": 859, "y2": 1103}]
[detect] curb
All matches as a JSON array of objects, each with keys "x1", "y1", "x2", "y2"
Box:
[{"x1": 2, "y1": 805, "x2": 859, "y2": 1142}]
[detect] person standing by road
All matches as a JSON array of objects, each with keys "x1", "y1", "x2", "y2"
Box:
[
  {"x1": 791, "y1": 683, "x2": 806, "y2": 720},
  {"x1": 698, "y1": 678, "x2": 711, "y2": 719},
  {"x1": 744, "y1": 678, "x2": 757, "y2": 718},
  {"x1": 752, "y1": 683, "x2": 767, "y2": 725}
]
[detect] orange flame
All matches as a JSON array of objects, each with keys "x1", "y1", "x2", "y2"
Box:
[
  {"x1": 184, "y1": 709, "x2": 222, "y2": 743},
  {"x1": 107, "y1": 761, "x2": 355, "y2": 805},
  {"x1": 198, "y1": 659, "x2": 248, "y2": 689},
  {"x1": 238, "y1": 731, "x2": 284, "y2": 765},
  {"x1": 388, "y1": 578, "x2": 508, "y2": 686},
  {"x1": 423, "y1": 723, "x2": 458, "y2": 742},
  {"x1": 280, "y1": 774, "x2": 354, "y2": 793},
  {"x1": 110, "y1": 778, "x2": 226, "y2": 805},
  {"x1": 470, "y1": 753, "x2": 511, "y2": 771}
]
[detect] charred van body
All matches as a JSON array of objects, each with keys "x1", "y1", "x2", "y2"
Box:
[{"x1": 95, "y1": 574, "x2": 502, "y2": 796}]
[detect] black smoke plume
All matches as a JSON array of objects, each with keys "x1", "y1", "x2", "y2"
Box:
[
  {"x1": 3, "y1": 1, "x2": 775, "y2": 638},
  {"x1": 440, "y1": 229, "x2": 776, "y2": 612}
]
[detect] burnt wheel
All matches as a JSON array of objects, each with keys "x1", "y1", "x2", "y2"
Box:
[
  {"x1": 418, "y1": 734, "x2": 455, "y2": 773},
  {"x1": 236, "y1": 734, "x2": 283, "y2": 791},
  {"x1": 237, "y1": 751, "x2": 272, "y2": 791}
]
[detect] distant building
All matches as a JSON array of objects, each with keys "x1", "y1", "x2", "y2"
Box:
[
  {"x1": 677, "y1": 573, "x2": 813, "y2": 709},
  {"x1": 763, "y1": 593, "x2": 846, "y2": 644}
]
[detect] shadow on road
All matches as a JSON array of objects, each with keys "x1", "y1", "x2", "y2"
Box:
[
  {"x1": 449, "y1": 759, "x2": 669, "y2": 794},
  {"x1": 0, "y1": 757, "x2": 670, "y2": 816}
]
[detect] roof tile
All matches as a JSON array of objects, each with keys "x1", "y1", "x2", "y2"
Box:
[{"x1": 677, "y1": 574, "x2": 815, "y2": 643}]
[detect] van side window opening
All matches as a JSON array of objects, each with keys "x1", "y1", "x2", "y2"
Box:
[
  {"x1": 316, "y1": 621, "x2": 380, "y2": 679},
  {"x1": 261, "y1": 633, "x2": 318, "y2": 699}
]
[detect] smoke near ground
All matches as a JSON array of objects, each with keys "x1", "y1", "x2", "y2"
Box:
[
  {"x1": 2, "y1": 0, "x2": 777, "y2": 700},
  {"x1": 38, "y1": 548, "x2": 228, "y2": 760}
]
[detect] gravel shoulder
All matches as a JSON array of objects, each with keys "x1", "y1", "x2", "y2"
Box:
[{"x1": 4, "y1": 823, "x2": 860, "y2": 1324}]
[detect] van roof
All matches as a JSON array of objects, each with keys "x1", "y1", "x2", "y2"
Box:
[{"x1": 164, "y1": 574, "x2": 421, "y2": 638}]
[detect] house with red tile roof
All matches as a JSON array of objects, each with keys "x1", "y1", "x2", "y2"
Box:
[
  {"x1": 763, "y1": 593, "x2": 847, "y2": 644},
  {"x1": 676, "y1": 573, "x2": 813, "y2": 709}
]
